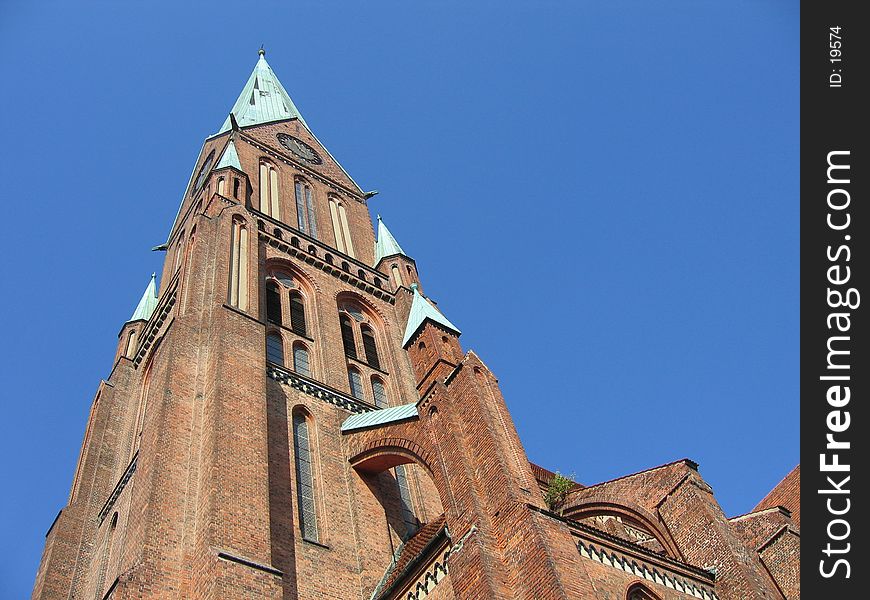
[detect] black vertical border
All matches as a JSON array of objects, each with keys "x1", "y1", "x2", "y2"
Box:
[{"x1": 801, "y1": 2, "x2": 867, "y2": 596}]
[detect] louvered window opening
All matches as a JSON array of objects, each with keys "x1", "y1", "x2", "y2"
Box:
[
  {"x1": 348, "y1": 369, "x2": 364, "y2": 400},
  {"x1": 266, "y1": 334, "x2": 284, "y2": 366},
  {"x1": 293, "y1": 413, "x2": 318, "y2": 541},
  {"x1": 394, "y1": 464, "x2": 418, "y2": 540},
  {"x1": 361, "y1": 327, "x2": 380, "y2": 369},
  {"x1": 372, "y1": 379, "x2": 388, "y2": 409},
  {"x1": 290, "y1": 293, "x2": 306, "y2": 336},
  {"x1": 293, "y1": 345, "x2": 311, "y2": 377},
  {"x1": 266, "y1": 282, "x2": 282, "y2": 325},
  {"x1": 340, "y1": 316, "x2": 357, "y2": 359}
]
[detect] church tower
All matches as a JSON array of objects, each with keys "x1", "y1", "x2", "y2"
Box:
[{"x1": 32, "y1": 51, "x2": 798, "y2": 600}]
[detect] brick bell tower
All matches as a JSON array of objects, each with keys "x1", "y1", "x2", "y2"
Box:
[{"x1": 35, "y1": 50, "x2": 787, "y2": 600}]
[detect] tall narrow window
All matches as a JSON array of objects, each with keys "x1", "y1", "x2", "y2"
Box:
[
  {"x1": 340, "y1": 315, "x2": 357, "y2": 359},
  {"x1": 361, "y1": 325, "x2": 380, "y2": 369},
  {"x1": 259, "y1": 162, "x2": 280, "y2": 218},
  {"x1": 233, "y1": 178, "x2": 241, "y2": 199},
  {"x1": 266, "y1": 281, "x2": 282, "y2": 325},
  {"x1": 394, "y1": 464, "x2": 418, "y2": 539},
  {"x1": 295, "y1": 180, "x2": 317, "y2": 238},
  {"x1": 348, "y1": 368, "x2": 363, "y2": 400},
  {"x1": 372, "y1": 377, "x2": 388, "y2": 408},
  {"x1": 124, "y1": 329, "x2": 138, "y2": 359},
  {"x1": 391, "y1": 264, "x2": 404, "y2": 288},
  {"x1": 229, "y1": 218, "x2": 249, "y2": 310},
  {"x1": 337, "y1": 203, "x2": 354, "y2": 257},
  {"x1": 289, "y1": 292, "x2": 306, "y2": 335},
  {"x1": 293, "y1": 411, "x2": 318, "y2": 541},
  {"x1": 328, "y1": 198, "x2": 346, "y2": 253},
  {"x1": 217, "y1": 176, "x2": 226, "y2": 196},
  {"x1": 173, "y1": 230, "x2": 185, "y2": 273},
  {"x1": 293, "y1": 343, "x2": 311, "y2": 377},
  {"x1": 266, "y1": 333, "x2": 284, "y2": 365}
]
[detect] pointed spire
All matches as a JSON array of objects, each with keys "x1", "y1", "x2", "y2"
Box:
[
  {"x1": 218, "y1": 50, "x2": 307, "y2": 133},
  {"x1": 215, "y1": 139, "x2": 242, "y2": 170},
  {"x1": 128, "y1": 274, "x2": 158, "y2": 323},
  {"x1": 375, "y1": 216, "x2": 410, "y2": 265},
  {"x1": 402, "y1": 284, "x2": 461, "y2": 347}
]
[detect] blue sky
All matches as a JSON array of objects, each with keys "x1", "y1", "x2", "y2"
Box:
[{"x1": 0, "y1": 1, "x2": 798, "y2": 596}]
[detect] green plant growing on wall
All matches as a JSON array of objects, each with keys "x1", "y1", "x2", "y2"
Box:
[{"x1": 544, "y1": 472, "x2": 575, "y2": 515}]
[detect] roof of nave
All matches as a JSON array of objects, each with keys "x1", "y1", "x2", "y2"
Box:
[
  {"x1": 752, "y1": 464, "x2": 800, "y2": 528},
  {"x1": 371, "y1": 514, "x2": 449, "y2": 600}
]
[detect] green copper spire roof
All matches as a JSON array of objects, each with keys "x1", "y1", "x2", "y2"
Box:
[
  {"x1": 218, "y1": 49, "x2": 307, "y2": 133},
  {"x1": 215, "y1": 139, "x2": 242, "y2": 170},
  {"x1": 375, "y1": 216, "x2": 410, "y2": 265},
  {"x1": 402, "y1": 284, "x2": 461, "y2": 347},
  {"x1": 129, "y1": 273, "x2": 158, "y2": 323}
]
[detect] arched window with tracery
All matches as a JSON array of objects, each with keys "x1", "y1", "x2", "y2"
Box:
[
  {"x1": 293, "y1": 342, "x2": 311, "y2": 377},
  {"x1": 394, "y1": 464, "x2": 418, "y2": 540},
  {"x1": 292, "y1": 409, "x2": 319, "y2": 541},
  {"x1": 295, "y1": 179, "x2": 317, "y2": 238},
  {"x1": 266, "y1": 333, "x2": 284, "y2": 366},
  {"x1": 259, "y1": 161, "x2": 280, "y2": 218}
]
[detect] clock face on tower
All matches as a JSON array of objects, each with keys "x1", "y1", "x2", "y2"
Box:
[{"x1": 277, "y1": 133, "x2": 323, "y2": 165}]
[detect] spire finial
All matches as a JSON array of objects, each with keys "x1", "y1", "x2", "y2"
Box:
[
  {"x1": 258, "y1": 46, "x2": 266, "y2": 57},
  {"x1": 410, "y1": 283, "x2": 419, "y2": 293}
]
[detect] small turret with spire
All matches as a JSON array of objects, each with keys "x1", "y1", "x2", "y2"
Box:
[
  {"x1": 375, "y1": 216, "x2": 421, "y2": 292},
  {"x1": 115, "y1": 273, "x2": 158, "y2": 364}
]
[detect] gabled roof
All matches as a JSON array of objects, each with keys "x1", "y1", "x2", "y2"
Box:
[
  {"x1": 215, "y1": 139, "x2": 242, "y2": 171},
  {"x1": 375, "y1": 216, "x2": 410, "y2": 265},
  {"x1": 371, "y1": 514, "x2": 449, "y2": 600},
  {"x1": 402, "y1": 285, "x2": 461, "y2": 347},
  {"x1": 128, "y1": 274, "x2": 158, "y2": 323},
  {"x1": 753, "y1": 465, "x2": 800, "y2": 528},
  {"x1": 218, "y1": 49, "x2": 307, "y2": 134},
  {"x1": 341, "y1": 403, "x2": 418, "y2": 433}
]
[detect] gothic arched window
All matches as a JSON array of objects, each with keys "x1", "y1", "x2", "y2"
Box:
[
  {"x1": 266, "y1": 281, "x2": 282, "y2": 325},
  {"x1": 292, "y1": 410, "x2": 318, "y2": 541},
  {"x1": 340, "y1": 314, "x2": 357, "y2": 359},
  {"x1": 394, "y1": 464, "x2": 418, "y2": 540},
  {"x1": 293, "y1": 342, "x2": 311, "y2": 377},
  {"x1": 259, "y1": 161, "x2": 280, "y2": 219},
  {"x1": 229, "y1": 217, "x2": 249, "y2": 310},
  {"x1": 390, "y1": 264, "x2": 403, "y2": 288},
  {"x1": 348, "y1": 368, "x2": 364, "y2": 400},
  {"x1": 371, "y1": 377, "x2": 388, "y2": 408},
  {"x1": 328, "y1": 197, "x2": 355, "y2": 257},
  {"x1": 266, "y1": 333, "x2": 284, "y2": 366},
  {"x1": 361, "y1": 325, "x2": 380, "y2": 369},
  {"x1": 295, "y1": 179, "x2": 317, "y2": 238},
  {"x1": 290, "y1": 291, "x2": 307, "y2": 336},
  {"x1": 626, "y1": 583, "x2": 660, "y2": 600}
]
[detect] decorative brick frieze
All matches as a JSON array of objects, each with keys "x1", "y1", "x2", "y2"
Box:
[
  {"x1": 577, "y1": 540, "x2": 718, "y2": 600},
  {"x1": 267, "y1": 364, "x2": 373, "y2": 413}
]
